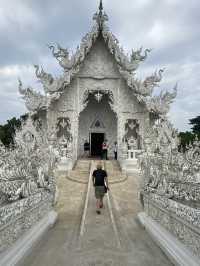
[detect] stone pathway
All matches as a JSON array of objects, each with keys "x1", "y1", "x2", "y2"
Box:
[{"x1": 19, "y1": 160, "x2": 173, "y2": 266}]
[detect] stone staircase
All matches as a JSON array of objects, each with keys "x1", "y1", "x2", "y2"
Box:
[
  {"x1": 104, "y1": 160, "x2": 127, "y2": 184},
  {"x1": 67, "y1": 160, "x2": 91, "y2": 184},
  {"x1": 65, "y1": 160, "x2": 126, "y2": 185}
]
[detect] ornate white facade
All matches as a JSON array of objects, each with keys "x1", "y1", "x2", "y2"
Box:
[
  {"x1": 18, "y1": 1, "x2": 177, "y2": 169},
  {"x1": 0, "y1": 2, "x2": 199, "y2": 264}
]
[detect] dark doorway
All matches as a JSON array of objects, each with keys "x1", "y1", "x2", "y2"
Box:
[{"x1": 91, "y1": 133, "x2": 104, "y2": 156}]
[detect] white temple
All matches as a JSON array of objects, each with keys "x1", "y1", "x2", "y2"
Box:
[
  {"x1": 18, "y1": 0, "x2": 177, "y2": 171},
  {"x1": 0, "y1": 2, "x2": 200, "y2": 265}
]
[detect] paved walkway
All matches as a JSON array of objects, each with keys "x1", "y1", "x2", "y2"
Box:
[{"x1": 20, "y1": 160, "x2": 173, "y2": 266}]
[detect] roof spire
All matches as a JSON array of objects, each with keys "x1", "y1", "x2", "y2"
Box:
[
  {"x1": 93, "y1": 0, "x2": 108, "y2": 30},
  {"x1": 99, "y1": 0, "x2": 103, "y2": 14}
]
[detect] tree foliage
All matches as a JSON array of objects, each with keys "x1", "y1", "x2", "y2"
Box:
[
  {"x1": 178, "y1": 131, "x2": 196, "y2": 151},
  {"x1": 189, "y1": 116, "x2": 200, "y2": 134},
  {"x1": 178, "y1": 115, "x2": 200, "y2": 151},
  {"x1": 0, "y1": 114, "x2": 28, "y2": 147}
]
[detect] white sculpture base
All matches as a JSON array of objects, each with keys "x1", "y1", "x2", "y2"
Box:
[
  {"x1": 0, "y1": 210, "x2": 57, "y2": 266},
  {"x1": 120, "y1": 149, "x2": 142, "y2": 174},
  {"x1": 138, "y1": 212, "x2": 200, "y2": 266}
]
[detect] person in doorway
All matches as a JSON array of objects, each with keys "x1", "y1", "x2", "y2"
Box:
[
  {"x1": 83, "y1": 140, "x2": 90, "y2": 157},
  {"x1": 92, "y1": 163, "x2": 109, "y2": 214},
  {"x1": 102, "y1": 140, "x2": 109, "y2": 160},
  {"x1": 114, "y1": 141, "x2": 118, "y2": 160}
]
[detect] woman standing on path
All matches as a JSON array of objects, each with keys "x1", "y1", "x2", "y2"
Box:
[
  {"x1": 114, "y1": 141, "x2": 118, "y2": 160},
  {"x1": 102, "y1": 140, "x2": 109, "y2": 160},
  {"x1": 92, "y1": 163, "x2": 109, "y2": 214}
]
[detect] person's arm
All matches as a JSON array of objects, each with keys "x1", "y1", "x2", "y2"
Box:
[
  {"x1": 92, "y1": 171, "x2": 95, "y2": 186},
  {"x1": 105, "y1": 171, "x2": 109, "y2": 190}
]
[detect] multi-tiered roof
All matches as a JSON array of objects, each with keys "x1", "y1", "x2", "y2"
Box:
[{"x1": 19, "y1": 0, "x2": 177, "y2": 119}]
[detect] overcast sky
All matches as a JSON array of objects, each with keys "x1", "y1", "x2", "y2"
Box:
[{"x1": 0, "y1": 0, "x2": 199, "y2": 131}]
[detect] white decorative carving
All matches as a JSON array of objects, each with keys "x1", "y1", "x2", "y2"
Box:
[
  {"x1": 94, "y1": 91, "x2": 103, "y2": 102},
  {"x1": 55, "y1": 117, "x2": 73, "y2": 157},
  {"x1": 18, "y1": 79, "x2": 47, "y2": 113},
  {"x1": 0, "y1": 117, "x2": 59, "y2": 204},
  {"x1": 146, "y1": 84, "x2": 178, "y2": 117},
  {"x1": 140, "y1": 113, "x2": 200, "y2": 257},
  {"x1": 34, "y1": 65, "x2": 70, "y2": 94},
  {"x1": 80, "y1": 89, "x2": 115, "y2": 114},
  {"x1": 133, "y1": 69, "x2": 164, "y2": 96}
]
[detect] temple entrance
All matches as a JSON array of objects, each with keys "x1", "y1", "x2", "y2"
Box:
[
  {"x1": 90, "y1": 132, "x2": 104, "y2": 156},
  {"x1": 78, "y1": 92, "x2": 117, "y2": 159}
]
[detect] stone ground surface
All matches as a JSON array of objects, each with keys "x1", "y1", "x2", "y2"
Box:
[{"x1": 20, "y1": 160, "x2": 173, "y2": 266}]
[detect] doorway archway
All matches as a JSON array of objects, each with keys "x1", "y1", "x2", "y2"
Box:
[{"x1": 78, "y1": 92, "x2": 117, "y2": 158}]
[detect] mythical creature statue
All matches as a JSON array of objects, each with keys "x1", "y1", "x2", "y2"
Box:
[
  {"x1": 131, "y1": 47, "x2": 151, "y2": 62},
  {"x1": 102, "y1": 27, "x2": 151, "y2": 73},
  {"x1": 34, "y1": 65, "x2": 68, "y2": 94},
  {"x1": 146, "y1": 84, "x2": 177, "y2": 116},
  {"x1": 48, "y1": 44, "x2": 76, "y2": 71},
  {"x1": 144, "y1": 69, "x2": 164, "y2": 88},
  {"x1": 18, "y1": 79, "x2": 46, "y2": 113},
  {"x1": 133, "y1": 69, "x2": 164, "y2": 97},
  {"x1": 48, "y1": 22, "x2": 99, "y2": 73},
  {"x1": 116, "y1": 51, "x2": 138, "y2": 73}
]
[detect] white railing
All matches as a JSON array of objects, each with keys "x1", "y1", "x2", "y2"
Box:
[{"x1": 127, "y1": 149, "x2": 142, "y2": 160}]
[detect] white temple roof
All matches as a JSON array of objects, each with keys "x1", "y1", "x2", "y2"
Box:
[{"x1": 19, "y1": 0, "x2": 177, "y2": 119}]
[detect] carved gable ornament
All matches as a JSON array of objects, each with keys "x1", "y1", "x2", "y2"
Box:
[{"x1": 90, "y1": 116, "x2": 105, "y2": 129}]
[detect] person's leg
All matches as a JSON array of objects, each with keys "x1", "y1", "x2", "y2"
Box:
[
  {"x1": 103, "y1": 150, "x2": 106, "y2": 160},
  {"x1": 100, "y1": 197, "x2": 103, "y2": 208},
  {"x1": 96, "y1": 199, "x2": 101, "y2": 214},
  {"x1": 96, "y1": 199, "x2": 100, "y2": 209},
  {"x1": 106, "y1": 149, "x2": 108, "y2": 160},
  {"x1": 95, "y1": 189, "x2": 101, "y2": 213}
]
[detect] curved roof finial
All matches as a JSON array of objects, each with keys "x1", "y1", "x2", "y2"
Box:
[{"x1": 99, "y1": 0, "x2": 103, "y2": 14}]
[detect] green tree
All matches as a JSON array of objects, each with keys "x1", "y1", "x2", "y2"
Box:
[
  {"x1": 178, "y1": 115, "x2": 200, "y2": 151},
  {"x1": 0, "y1": 114, "x2": 28, "y2": 147},
  {"x1": 189, "y1": 115, "x2": 200, "y2": 134},
  {"x1": 178, "y1": 131, "x2": 196, "y2": 151}
]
